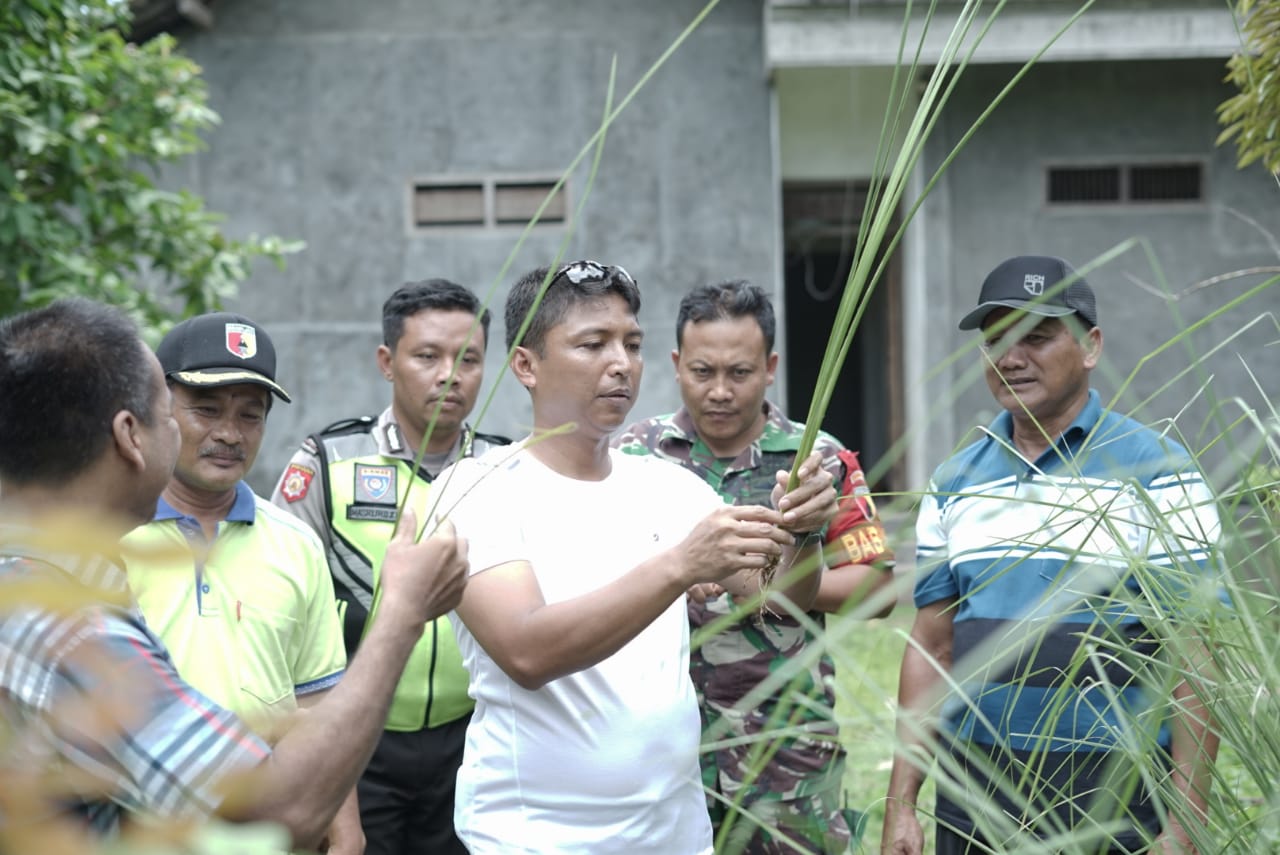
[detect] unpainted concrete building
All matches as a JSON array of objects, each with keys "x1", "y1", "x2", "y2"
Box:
[{"x1": 150, "y1": 0, "x2": 1278, "y2": 501}]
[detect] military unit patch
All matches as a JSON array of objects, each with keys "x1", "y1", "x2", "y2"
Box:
[{"x1": 837, "y1": 522, "x2": 889, "y2": 566}]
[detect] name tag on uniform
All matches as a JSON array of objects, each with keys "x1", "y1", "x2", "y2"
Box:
[{"x1": 348, "y1": 464, "x2": 399, "y2": 522}]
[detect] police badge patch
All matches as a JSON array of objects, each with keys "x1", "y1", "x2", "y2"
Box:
[
  {"x1": 280, "y1": 463, "x2": 314, "y2": 503},
  {"x1": 355, "y1": 464, "x2": 396, "y2": 503},
  {"x1": 349, "y1": 463, "x2": 399, "y2": 522}
]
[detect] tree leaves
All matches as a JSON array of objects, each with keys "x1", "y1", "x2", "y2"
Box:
[
  {"x1": 0, "y1": 0, "x2": 301, "y2": 333},
  {"x1": 1218, "y1": 0, "x2": 1280, "y2": 174}
]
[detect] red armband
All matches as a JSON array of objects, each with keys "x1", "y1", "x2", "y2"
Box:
[{"x1": 825, "y1": 450, "x2": 894, "y2": 568}]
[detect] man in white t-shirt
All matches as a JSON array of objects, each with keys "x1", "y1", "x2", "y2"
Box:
[{"x1": 430, "y1": 261, "x2": 839, "y2": 854}]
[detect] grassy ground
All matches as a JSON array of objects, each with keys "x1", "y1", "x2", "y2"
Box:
[{"x1": 830, "y1": 608, "x2": 934, "y2": 853}]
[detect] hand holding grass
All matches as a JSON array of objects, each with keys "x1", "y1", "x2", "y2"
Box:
[
  {"x1": 378, "y1": 509, "x2": 470, "y2": 627},
  {"x1": 771, "y1": 450, "x2": 838, "y2": 536},
  {"x1": 673, "y1": 504, "x2": 791, "y2": 586}
]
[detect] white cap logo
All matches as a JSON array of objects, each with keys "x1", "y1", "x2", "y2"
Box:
[
  {"x1": 224, "y1": 323, "x2": 258, "y2": 360},
  {"x1": 1023, "y1": 274, "x2": 1045, "y2": 296}
]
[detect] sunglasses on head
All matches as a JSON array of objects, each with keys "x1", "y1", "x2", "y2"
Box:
[{"x1": 549, "y1": 260, "x2": 637, "y2": 290}]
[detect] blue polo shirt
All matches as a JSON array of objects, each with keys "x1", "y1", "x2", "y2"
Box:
[{"x1": 914, "y1": 390, "x2": 1222, "y2": 843}]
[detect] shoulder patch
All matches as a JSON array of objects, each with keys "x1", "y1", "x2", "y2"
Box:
[{"x1": 281, "y1": 463, "x2": 316, "y2": 503}]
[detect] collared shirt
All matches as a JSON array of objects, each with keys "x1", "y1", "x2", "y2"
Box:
[
  {"x1": 0, "y1": 522, "x2": 270, "y2": 835},
  {"x1": 122, "y1": 482, "x2": 347, "y2": 735},
  {"x1": 914, "y1": 389, "x2": 1222, "y2": 840},
  {"x1": 617, "y1": 403, "x2": 818, "y2": 504}
]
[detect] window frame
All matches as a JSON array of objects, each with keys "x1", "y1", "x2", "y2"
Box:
[
  {"x1": 1042, "y1": 158, "x2": 1207, "y2": 209},
  {"x1": 408, "y1": 175, "x2": 569, "y2": 232}
]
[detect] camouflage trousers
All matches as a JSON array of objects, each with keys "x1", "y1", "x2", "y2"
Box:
[{"x1": 706, "y1": 757, "x2": 859, "y2": 854}]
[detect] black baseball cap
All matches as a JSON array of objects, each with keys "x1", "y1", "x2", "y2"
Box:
[
  {"x1": 156, "y1": 312, "x2": 292, "y2": 403},
  {"x1": 958, "y1": 255, "x2": 1098, "y2": 331}
]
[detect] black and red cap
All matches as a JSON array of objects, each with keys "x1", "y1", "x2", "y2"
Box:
[{"x1": 156, "y1": 312, "x2": 292, "y2": 403}]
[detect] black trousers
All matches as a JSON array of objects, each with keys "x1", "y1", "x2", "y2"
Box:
[
  {"x1": 936, "y1": 825, "x2": 1147, "y2": 855},
  {"x1": 357, "y1": 714, "x2": 470, "y2": 855}
]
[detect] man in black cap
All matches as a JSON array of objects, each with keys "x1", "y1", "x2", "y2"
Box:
[
  {"x1": 122, "y1": 312, "x2": 362, "y2": 853},
  {"x1": 881, "y1": 257, "x2": 1221, "y2": 854}
]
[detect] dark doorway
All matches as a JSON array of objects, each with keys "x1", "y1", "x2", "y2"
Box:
[{"x1": 782, "y1": 181, "x2": 903, "y2": 493}]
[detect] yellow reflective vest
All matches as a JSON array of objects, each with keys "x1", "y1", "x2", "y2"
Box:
[{"x1": 315, "y1": 420, "x2": 507, "y2": 730}]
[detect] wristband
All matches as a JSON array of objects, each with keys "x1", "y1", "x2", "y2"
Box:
[{"x1": 793, "y1": 529, "x2": 824, "y2": 549}]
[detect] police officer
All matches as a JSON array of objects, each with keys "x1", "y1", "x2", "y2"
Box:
[{"x1": 272, "y1": 280, "x2": 508, "y2": 855}]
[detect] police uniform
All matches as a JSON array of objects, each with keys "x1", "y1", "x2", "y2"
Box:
[{"x1": 271, "y1": 408, "x2": 508, "y2": 855}]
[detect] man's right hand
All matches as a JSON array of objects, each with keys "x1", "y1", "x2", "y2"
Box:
[
  {"x1": 380, "y1": 509, "x2": 468, "y2": 626},
  {"x1": 676, "y1": 504, "x2": 790, "y2": 586},
  {"x1": 880, "y1": 799, "x2": 925, "y2": 855}
]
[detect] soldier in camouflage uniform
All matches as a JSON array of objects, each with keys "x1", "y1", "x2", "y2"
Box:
[{"x1": 615, "y1": 280, "x2": 895, "y2": 854}]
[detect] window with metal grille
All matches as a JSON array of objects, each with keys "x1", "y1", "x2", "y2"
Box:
[
  {"x1": 1046, "y1": 162, "x2": 1204, "y2": 206},
  {"x1": 411, "y1": 178, "x2": 567, "y2": 229},
  {"x1": 1129, "y1": 164, "x2": 1202, "y2": 201},
  {"x1": 1047, "y1": 166, "x2": 1121, "y2": 203}
]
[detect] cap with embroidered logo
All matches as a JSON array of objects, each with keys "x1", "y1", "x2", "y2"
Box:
[
  {"x1": 156, "y1": 312, "x2": 292, "y2": 402},
  {"x1": 958, "y1": 255, "x2": 1098, "y2": 331}
]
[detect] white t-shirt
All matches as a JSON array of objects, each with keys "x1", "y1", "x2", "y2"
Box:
[{"x1": 433, "y1": 445, "x2": 724, "y2": 855}]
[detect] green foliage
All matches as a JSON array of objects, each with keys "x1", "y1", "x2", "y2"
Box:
[
  {"x1": 1218, "y1": 0, "x2": 1280, "y2": 174},
  {"x1": 1239, "y1": 460, "x2": 1280, "y2": 521},
  {"x1": 0, "y1": 0, "x2": 301, "y2": 337},
  {"x1": 3, "y1": 1, "x2": 1277, "y2": 852}
]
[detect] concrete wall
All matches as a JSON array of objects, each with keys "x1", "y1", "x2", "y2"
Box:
[
  {"x1": 776, "y1": 66, "x2": 920, "y2": 179},
  {"x1": 766, "y1": 1, "x2": 1243, "y2": 67},
  {"x1": 171, "y1": 1, "x2": 1278, "y2": 495},
  {"x1": 170, "y1": 0, "x2": 778, "y2": 492},
  {"x1": 919, "y1": 58, "x2": 1279, "y2": 484}
]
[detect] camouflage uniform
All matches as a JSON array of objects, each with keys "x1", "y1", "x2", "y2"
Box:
[{"x1": 615, "y1": 403, "x2": 893, "y2": 854}]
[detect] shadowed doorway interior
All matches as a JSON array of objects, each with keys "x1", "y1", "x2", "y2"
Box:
[{"x1": 782, "y1": 181, "x2": 903, "y2": 493}]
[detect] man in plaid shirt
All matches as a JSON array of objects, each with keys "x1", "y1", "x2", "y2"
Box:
[{"x1": 0, "y1": 299, "x2": 468, "y2": 848}]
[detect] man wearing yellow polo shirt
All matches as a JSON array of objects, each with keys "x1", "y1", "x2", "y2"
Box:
[{"x1": 123, "y1": 313, "x2": 361, "y2": 854}]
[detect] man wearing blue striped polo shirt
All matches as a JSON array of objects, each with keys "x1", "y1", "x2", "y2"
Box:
[{"x1": 881, "y1": 256, "x2": 1221, "y2": 855}]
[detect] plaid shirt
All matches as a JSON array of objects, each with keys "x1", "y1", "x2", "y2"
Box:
[{"x1": 0, "y1": 523, "x2": 270, "y2": 835}]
